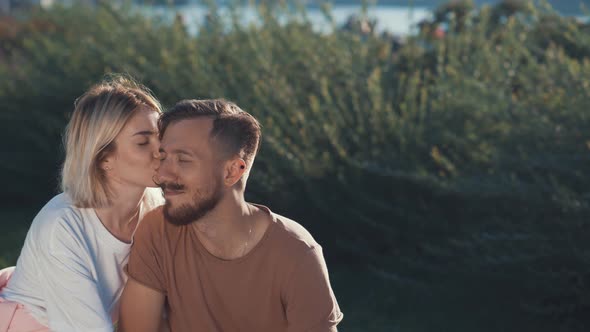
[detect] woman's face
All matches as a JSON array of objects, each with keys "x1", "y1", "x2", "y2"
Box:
[{"x1": 104, "y1": 107, "x2": 160, "y2": 189}]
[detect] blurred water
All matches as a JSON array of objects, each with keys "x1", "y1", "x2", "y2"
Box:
[{"x1": 141, "y1": 4, "x2": 432, "y2": 35}]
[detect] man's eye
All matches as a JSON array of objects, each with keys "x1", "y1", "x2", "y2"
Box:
[
  {"x1": 138, "y1": 142, "x2": 149, "y2": 146},
  {"x1": 178, "y1": 159, "x2": 191, "y2": 163}
]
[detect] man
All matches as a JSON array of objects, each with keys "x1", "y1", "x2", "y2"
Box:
[{"x1": 119, "y1": 99, "x2": 342, "y2": 331}]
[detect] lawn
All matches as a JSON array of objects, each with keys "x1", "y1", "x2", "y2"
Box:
[{"x1": 1, "y1": 207, "x2": 565, "y2": 332}]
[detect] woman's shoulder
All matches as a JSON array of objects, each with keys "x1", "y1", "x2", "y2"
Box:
[{"x1": 28, "y1": 193, "x2": 87, "y2": 243}]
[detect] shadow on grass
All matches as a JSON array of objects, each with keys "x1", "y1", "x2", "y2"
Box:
[
  {"x1": 0, "y1": 208, "x2": 35, "y2": 268},
  {"x1": 329, "y1": 262, "x2": 565, "y2": 332}
]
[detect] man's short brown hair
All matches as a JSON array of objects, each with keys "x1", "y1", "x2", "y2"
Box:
[{"x1": 159, "y1": 99, "x2": 261, "y2": 164}]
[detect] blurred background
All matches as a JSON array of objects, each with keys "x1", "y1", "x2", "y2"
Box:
[{"x1": 1, "y1": 0, "x2": 590, "y2": 330}]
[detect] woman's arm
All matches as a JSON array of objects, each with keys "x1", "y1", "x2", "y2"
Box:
[{"x1": 37, "y1": 222, "x2": 113, "y2": 332}]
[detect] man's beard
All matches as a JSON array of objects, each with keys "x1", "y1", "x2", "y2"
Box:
[{"x1": 161, "y1": 182, "x2": 223, "y2": 226}]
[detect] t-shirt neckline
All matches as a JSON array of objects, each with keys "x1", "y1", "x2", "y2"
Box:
[
  {"x1": 194, "y1": 203, "x2": 277, "y2": 264},
  {"x1": 89, "y1": 201, "x2": 144, "y2": 250}
]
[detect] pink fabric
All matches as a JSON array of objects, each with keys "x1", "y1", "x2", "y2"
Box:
[
  {"x1": 0, "y1": 267, "x2": 49, "y2": 332},
  {"x1": 0, "y1": 267, "x2": 14, "y2": 290}
]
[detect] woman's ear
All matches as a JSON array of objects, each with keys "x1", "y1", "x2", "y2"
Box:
[{"x1": 100, "y1": 156, "x2": 114, "y2": 172}]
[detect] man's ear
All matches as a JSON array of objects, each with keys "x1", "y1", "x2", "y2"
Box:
[{"x1": 224, "y1": 158, "x2": 247, "y2": 187}]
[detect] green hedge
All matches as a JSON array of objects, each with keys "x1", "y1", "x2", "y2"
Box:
[{"x1": 1, "y1": 0, "x2": 590, "y2": 327}]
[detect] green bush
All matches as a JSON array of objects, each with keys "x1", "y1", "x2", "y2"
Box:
[{"x1": 1, "y1": 0, "x2": 589, "y2": 327}]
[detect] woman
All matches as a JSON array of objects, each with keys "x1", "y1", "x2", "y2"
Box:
[{"x1": 0, "y1": 75, "x2": 164, "y2": 331}]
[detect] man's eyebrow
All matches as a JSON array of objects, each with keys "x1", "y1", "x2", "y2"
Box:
[
  {"x1": 158, "y1": 148, "x2": 194, "y2": 157},
  {"x1": 133, "y1": 130, "x2": 157, "y2": 136}
]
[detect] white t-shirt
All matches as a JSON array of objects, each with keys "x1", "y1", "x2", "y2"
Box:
[{"x1": 1, "y1": 189, "x2": 162, "y2": 332}]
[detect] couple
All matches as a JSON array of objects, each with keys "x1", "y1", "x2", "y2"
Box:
[{"x1": 0, "y1": 76, "x2": 342, "y2": 331}]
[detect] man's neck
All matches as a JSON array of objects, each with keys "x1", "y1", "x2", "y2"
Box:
[{"x1": 192, "y1": 192, "x2": 266, "y2": 260}]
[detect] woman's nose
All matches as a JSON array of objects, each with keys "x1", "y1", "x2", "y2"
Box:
[{"x1": 151, "y1": 151, "x2": 162, "y2": 171}]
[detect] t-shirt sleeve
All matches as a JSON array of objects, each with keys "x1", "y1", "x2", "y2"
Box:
[
  {"x1": 125, "y1": 210, "x2": 167, "y2": 293},
  {"x1": 38, "y1": 220, "x2": 113, "y2": 332},
  {"x1": 284, "y1": 246, "x2": 343, "y2": 332}
]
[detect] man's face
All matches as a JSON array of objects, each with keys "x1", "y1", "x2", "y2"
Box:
[{"x1": 156, "y1": 117, "x2": 224, "y2": 225}]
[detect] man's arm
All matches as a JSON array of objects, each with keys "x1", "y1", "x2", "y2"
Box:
[
  {"x1": 119, "y1": 277, "x2": 166, "y2": 332},
  {"x1": 119, "y1": 208, "x2": 169, "y2": 332},
  {"x1": 285, "y1": 246, "x2": 343, "y2": 332}
]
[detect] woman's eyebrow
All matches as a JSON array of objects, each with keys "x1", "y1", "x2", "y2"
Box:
[{"x1": 132, "y1": 130, "x2": 157, "y2": 136}]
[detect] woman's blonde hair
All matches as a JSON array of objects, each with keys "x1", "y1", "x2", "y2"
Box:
[{"x1": 61, "y1": 75, "x2": 162, "y2": 208}]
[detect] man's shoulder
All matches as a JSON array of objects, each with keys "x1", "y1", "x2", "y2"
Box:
[
  {"x1": 141, "y1": 205, "x2": 166, "y2": 224},
  {"x1": 268, "y1": 211, "x2": 320, "y2": 255},
  {"x1": 135, "y1": 205, "x2": 167, "y2": 239}
]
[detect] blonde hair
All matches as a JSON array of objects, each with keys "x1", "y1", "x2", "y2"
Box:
[{"x1": 61, "y1": 75, "x2": 162, "y2": 208}]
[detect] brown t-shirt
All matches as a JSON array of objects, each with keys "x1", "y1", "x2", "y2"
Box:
[{"x1": 126, "y1": 205, "x2": 343, "y2": 332}]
